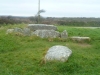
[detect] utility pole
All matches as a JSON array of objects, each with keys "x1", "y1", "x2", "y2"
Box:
[{"x1": 38, "y1": 0, "x2": 40, "y2": 24}]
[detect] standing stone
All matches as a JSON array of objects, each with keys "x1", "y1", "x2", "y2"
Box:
[
  {"x1": 23, "y1": 28, "x2": 31, "y2": 36},
  {"x1": 28, "y1": 24, "x2": 57, "y2": 31},
  {"x1": 31, "y1": 30, "x2": 60, "y2": 38},
  {"x1": 44, "y1": 45, "x2": 72, "y2": 62},
  {"x1": 61, "y1": 30, "x2": 68, "y2": 39}
]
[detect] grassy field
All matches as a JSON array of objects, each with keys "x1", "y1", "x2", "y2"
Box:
[{"x1": 0, "y1": 24, "x2": 100, "y2": 75}]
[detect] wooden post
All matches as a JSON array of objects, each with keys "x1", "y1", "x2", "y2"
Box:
[{"x1": 38, "y1": 0, "x2": 40, "y2": 24}]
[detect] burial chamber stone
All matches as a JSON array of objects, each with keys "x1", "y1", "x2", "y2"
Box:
[
  {"x1": 44, "y1": 45, "x2": 72, "y2": 62},
  {"x1": 28, "y1": 24, "x2": 57, "y2": 31},
  {"x1": 70, "y1": 36, "x2": 90, "y2": 42},
  {"x1": 32, "y1": 30, "x2": 60, "y2": 38}
]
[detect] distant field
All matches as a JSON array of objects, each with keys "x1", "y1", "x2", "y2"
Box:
[
  {"x1": 0, "y1": 24, "x2": 100, "y2": 75},
  {"x1": 73, "y1": 27, "x2": 100, "y2": 29}
]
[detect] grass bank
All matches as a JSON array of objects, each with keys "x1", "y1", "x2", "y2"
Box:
[{"x1": 0, "y1": 25, "x2": 100, "y2": 75}]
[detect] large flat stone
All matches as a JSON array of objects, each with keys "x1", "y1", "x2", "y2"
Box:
[{"x1": 28, "y1": 24, "x2": 57, "y2": 31}]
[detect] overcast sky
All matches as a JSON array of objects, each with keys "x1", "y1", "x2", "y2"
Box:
[{"x1": 0, "y1": 0, "x2": 100, "y2": 17}]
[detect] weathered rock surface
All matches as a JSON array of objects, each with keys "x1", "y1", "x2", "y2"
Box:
[
  {"x1": 61, "y1": 30, "x2": 68, "y2": 39},
  {"x1": 6, "y1": 28, "x2": 31, "y2": 36},
  {"x1": 44, "y1": 45, "x2": 72, "y2": 62},
  {"x1": 32, "y1": 30, "x2": 60, "y2": 38},
  {"x1": 14, "y1": 27, "x2": 23, "y2": 33},
  {"x1": 28, "y1": 24, "x2": 57, "y2": 31},
  {"x1": 6, "y1": 28, "x2": 23, "y2": 34},
  {"x1": 23, "y1": 28, "x2": 31, "y2": 36}
]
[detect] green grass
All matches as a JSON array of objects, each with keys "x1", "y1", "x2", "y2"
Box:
[{"x1": 0, "y1": 25, "x2": 100, "y2": 75}]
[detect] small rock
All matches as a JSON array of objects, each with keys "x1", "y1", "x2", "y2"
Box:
[{"x1": 6, "y1": 29, "x2": 14, "y2": 34}]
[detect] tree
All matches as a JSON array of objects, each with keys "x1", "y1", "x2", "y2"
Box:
[{"x1": 36, "y1": 9, "x2": 46, "y2": 23}]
